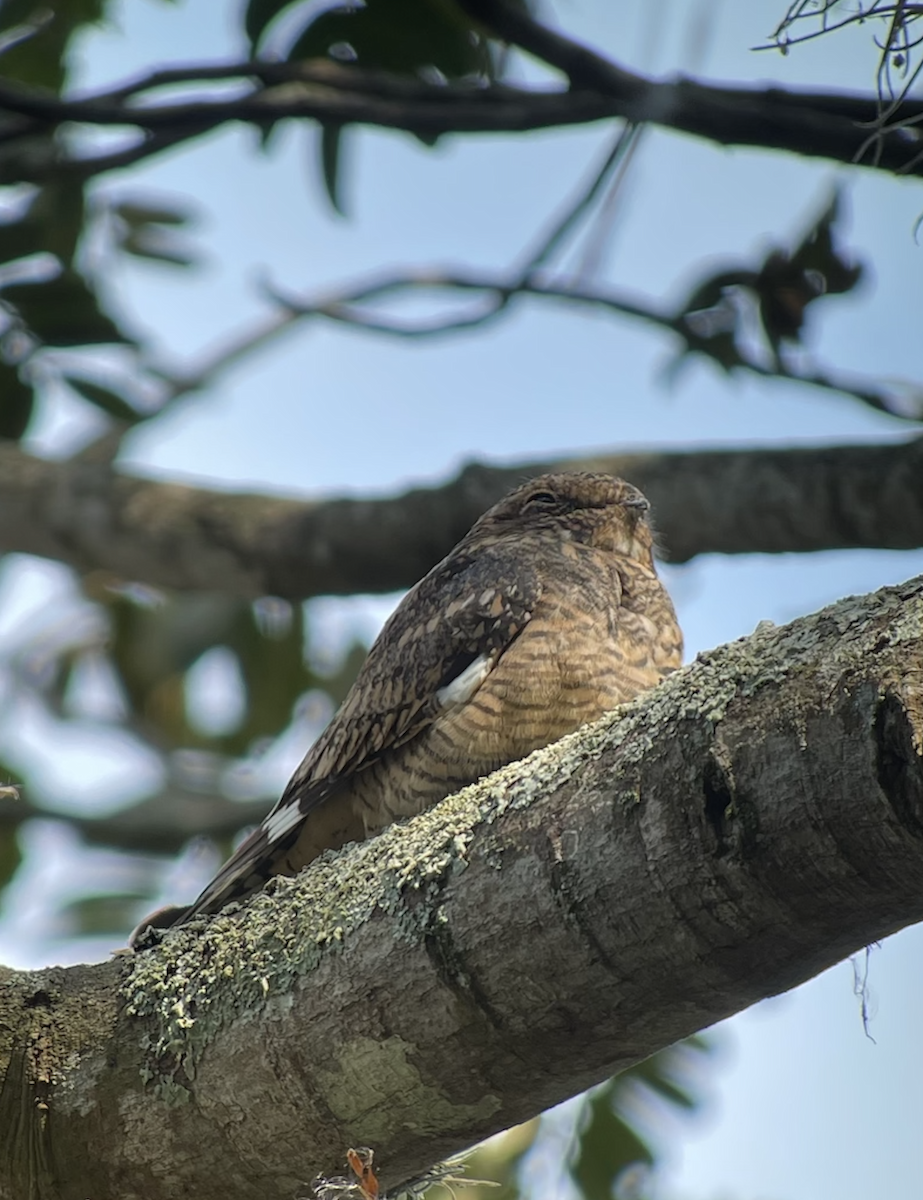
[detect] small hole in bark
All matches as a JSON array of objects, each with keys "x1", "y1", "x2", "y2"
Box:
[
  {"x1": 874, "y1": 693, "x2": 923, "y2": 838},
  {"x1": 703, "y1": 755, "x2": 733, "y2": 852}
]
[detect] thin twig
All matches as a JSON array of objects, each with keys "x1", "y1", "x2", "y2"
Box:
[
  {"x1": 515, "y1": 121, "x2": 641, "y2": 277},
  {"x1": 218, "y1": 264, "x2": 920, "y2": 421},
  {"x1": 574, "y1": 124, "x2": 647, "y2": 281},
  {"x1": 761, "y1": 0, "x2": 923, "y2": 165}
]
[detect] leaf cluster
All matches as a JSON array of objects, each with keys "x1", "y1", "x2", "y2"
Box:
[
  {"x1": 246, "y1": 0, "x2": 510, "y2": 211},
  {"x1": 455, "y1": 1036, "x2": 715, "y2": 1200},
  {"x1": 670, "y1": 189, "x2": 864, "y2": 377}
]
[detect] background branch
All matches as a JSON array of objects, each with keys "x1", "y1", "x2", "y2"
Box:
[
  {"x1": 0, "y1": 786, "x2": 271, "y2": 855},
  {"x1": 2, "y1": 572, "x2": 922, "y2": 1200},
  {"x1": 3, "y1": 51, "x2": 923, "y2": 184},
  {"x1": 2, "y1": 439, "x2": 920, "y2": 598},
  {"x1": 261, "y1": 265, "x2": 914, "y2": 419}
]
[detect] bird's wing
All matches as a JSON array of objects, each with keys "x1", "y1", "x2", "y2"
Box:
[{"x1": 177, "y1": 543, "x2": 542, "y2": 922}]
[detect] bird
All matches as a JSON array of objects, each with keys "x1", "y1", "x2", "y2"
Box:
[{"x1": 131, "y1": 472, "x2": 682, "y2": 944}]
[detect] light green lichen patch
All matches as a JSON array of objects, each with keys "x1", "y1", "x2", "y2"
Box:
[
  {"x1": 120, "y1": 722, "x2": 605, "y2": 1084},
  {"x1": 314, "y1": 1035, "x2": 500, "y2": 1141},
  {"x1": 120, "y1": 785, "x2": 505, "y2": 1077},
  {"x1": 121, "y1": 574, "x2": 923, "y2": 1084}
]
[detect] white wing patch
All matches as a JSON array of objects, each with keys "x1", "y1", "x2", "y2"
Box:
[
  {"x1": 263, "y1": 799, "x2": 304, "y2": 844},
  {"x1": 436, "y1": 652, "x2": 492, "y2": 707}
]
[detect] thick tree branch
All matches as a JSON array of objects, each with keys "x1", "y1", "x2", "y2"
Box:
[
  {"x1": 0, "y1": 439, "x2": 921, "y2": 598},
  {"x1": 2, "y1": 44, "x2": 923, "y2": 185},
  {"x1": 2, "y1": 574, "x2": 922, "y2": 1200},
  {"x1": 458, "y1": 0, "x2": 923, "y2": 170}
]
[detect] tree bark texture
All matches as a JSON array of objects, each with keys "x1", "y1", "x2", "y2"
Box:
[
  {"x1": 0, "y1": 438, "x2": 921, "y2": 600},
  {"x1": 1, "y1": 573, "x2": 922, "y2": 1200}
]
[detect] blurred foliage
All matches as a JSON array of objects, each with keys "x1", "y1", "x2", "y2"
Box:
[
  {"x1": 0, "y1": 761, "x2": 26, "y2": 894},
  {"x1": 249, "y1": 0, "x2": 496, "y2": 78},
  {"x1": 0, "y1": 0, "x2": 105, "y2": 90},
  {"x1": 0, "y1": 571, "x2": 370, "y2": 935},
  {"x1": 670, "y1": 189, "x2": 863, "y2": 377},
  {"x1": 0, "y1": 0, "x2": 892, "y2": 443},
  {"x1": 569, "y1": 1037, "x2": 711, "y2": 1200},
  {"x1": 453, "y1": 1036, "x2": 715, "y2": 1200},
  {"x1": 246, "y1": 0, "x2": 509, "y2": 209},
  {"x1": 0, "y1": 0, "x2": 515, "y2": 426}
]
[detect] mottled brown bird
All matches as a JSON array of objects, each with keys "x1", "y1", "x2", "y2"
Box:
[{"x1": 137, "y1": 473, "x2": 682, "y2": 938}]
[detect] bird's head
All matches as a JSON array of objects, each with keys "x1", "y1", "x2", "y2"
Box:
[{"x1": 475, "y1": 472, "x2": 656, "y2": 565}]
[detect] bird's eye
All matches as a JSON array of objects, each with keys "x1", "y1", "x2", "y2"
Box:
[{"x1": 524, "y1": 490, "x2": 558, "y2": 509}]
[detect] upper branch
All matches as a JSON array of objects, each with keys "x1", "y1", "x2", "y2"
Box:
[
  {"x1": 2, "y1": 40, "x2": 923, "y2": 184},
  {"x1": 1, "y1": 438, "x2": 921, "y2": 598},
  {"x1": 2, "y1": 573, "x2": 922, "y2": 1200}
]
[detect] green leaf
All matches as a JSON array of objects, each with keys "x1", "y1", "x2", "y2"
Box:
[
  {"x1": 31, "y1": 180, "x2": 87, "y2": 266},
  {"x1": 0, "y1": 362, "x2": 35, "y2": 440},
  {"x1": 0, "y1": 761, "x2": 26, "y2": 895},
  {"x1": 0, "y1": 0, "x2": 107, "y2": 91},
  {"x1": 754, "y1": 189, "x2": 864, "y2": 349},
  {"x1": 287, "y1": 0, "x2": 492, "y2": 80},
  {"x1": 64, "y1": 376, "x2": 143, "y2": 424},
  {"x1": 0, "y1": 763, "x2": 27, "y2": 897},
  {"x1": 788, "y1": 189, "x2": 863, "y2": 296},
  {"x1": 256, "y1": 117, "x2": 283, "y2": 151},
  {"x1": 106, "y1": 592, "x2": 244, "y2": 740},
  {"x1": 109, "y1": 196, "x2": 200, "y2": 268},
  {"x1": 221, "y1": 602, "x2": 319, "y2": 753},
  {"x1": 1, "y1": 270, "x2": 133, "y2": 347},
  {"x1": 113, "y1": 198, "x2": 196, "y2": 229},
  {"x1": 570, "y1": 1080, "x2": 653, "y2": 1200},
  {"x1": 119, "y1": 229, "x2": 199, "y2": 269},
  {"x1": 0, "y1": 201, "x2": 45, "y2": 267},
  {"x1": 63, "y1": 893, "x2": 151, "y2": 937},
  {"x1": 0, "y1": 826, "x2": 23, "y2": 899},
  {"x1": 678, "y1": 267, "x2": 754, "y2": 321},
  {"x1": 245, "y1": 0, "x2": 305, "y2": 54},
  {"x1": 569, "y1": 1037, "x2": 715, "y2": 1200},
  {"x1": 0, "y1": 181, "x2": 86, "y2": 269},
  {"x1": 460, "y1": 1119, "x2": 538, "y2": 1200},
  {"x1": 319, "y1": 122, "x2": 347, "y2": 216}
]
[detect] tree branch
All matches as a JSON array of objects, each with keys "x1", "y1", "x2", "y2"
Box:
[
  {"x1": 1, "y1": 438, "x2": 921, "y2": 598},
  {"x1": 0, "y1": 786, "x2": 271, "y2": 855},
  {"x1": 2, "y1": 43, "x2": 923, "y2": 185},
  {"x1": 2, "y1": 573, "x2": 922, "y2": 1200},
  {"x1": 258, "y1": 265, "x2": 915, "y2": 421}
]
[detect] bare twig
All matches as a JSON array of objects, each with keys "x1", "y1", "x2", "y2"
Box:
[
  {"x1": 762, "y1": 2, "x2": 923, "y2": 165},
  {"x1": 258, "y1": 264, "x2": 920, "y2": 421},
  {"x1": 515, "y1": 121, "x2": 642, "y2": 277},
  {"x1": 70, "y1": 255, "x2": 911, "y2": 468}
]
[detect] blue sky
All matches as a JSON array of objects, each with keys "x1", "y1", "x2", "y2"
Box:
[{"x1": 3, "y1": 2, "x2": 922, "y2": 1199}]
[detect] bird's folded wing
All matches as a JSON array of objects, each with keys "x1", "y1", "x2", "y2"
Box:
[{"x1": 176, "y1": 544, "x2": 543, "y2": 922}]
